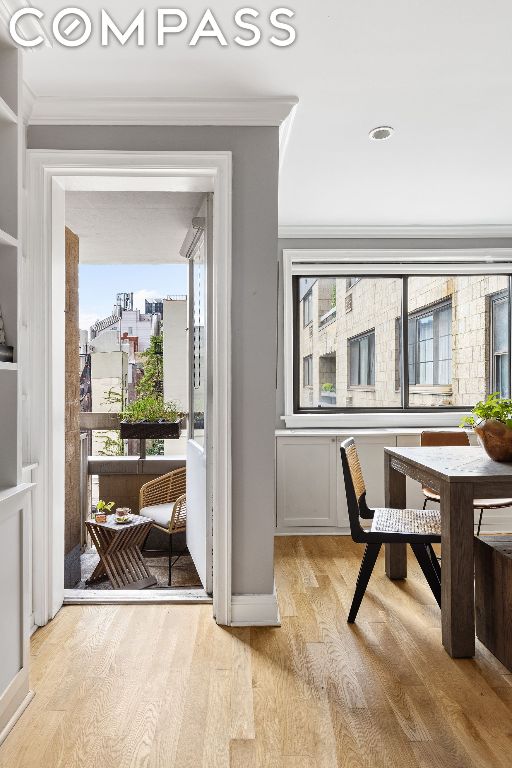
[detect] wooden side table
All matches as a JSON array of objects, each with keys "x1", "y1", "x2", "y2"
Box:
[{"x1": 85, "y1": 515, "x2": 157, "y2": 590}]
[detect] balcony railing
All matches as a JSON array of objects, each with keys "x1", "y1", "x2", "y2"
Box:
[{"x1": 319, "y1": 307, "x2": 337, "y2": 329}]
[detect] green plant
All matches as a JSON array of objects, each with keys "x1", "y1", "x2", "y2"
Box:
[
  {"x1": 460, "y1": 392, "x2": 512, "y2": 429},
  {"x1": 137, "y1": 335, "x2": 164, "y2": 397},
  {"x1": 96, "y1": 499, "x2": 115, "y2": 513},
  {"x1": 121, "y1": 395, "x2": 180, "y2": 423},
  {"x1": 331, "y1": 283, "x2": 336, "y2": 309},
  {"x1": 102, "y1": 386, "x2": 123, "y2": 411},
  {"x1": 96, "y1": 431, "x2": 124, "y2": 457},
  {"x1": 146, "y1": 439, "x2": 164, "y2": 455},
  {"x1": 322, "y1": 382, "x2": 335, "y2": 392}
]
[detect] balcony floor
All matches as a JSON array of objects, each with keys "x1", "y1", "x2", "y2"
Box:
[{"x1": 77, "y1": 546, "x2": 201, "y2": 590}]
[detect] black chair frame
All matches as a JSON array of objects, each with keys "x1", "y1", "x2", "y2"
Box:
[{"x1": 340, "y1": 438, "x2": 441, "y2": 623}]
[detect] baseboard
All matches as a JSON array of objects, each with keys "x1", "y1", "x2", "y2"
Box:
[
  {"x1": 231, "y1": 586, "x2": 281, "y2": 627},
  {"x1": 0, "y1": 668, "x2": 34, "y2": 747}
]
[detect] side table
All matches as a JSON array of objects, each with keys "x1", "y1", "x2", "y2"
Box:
[{"x1": 85, "y1": 514, "x2": 157, "y2": 590}]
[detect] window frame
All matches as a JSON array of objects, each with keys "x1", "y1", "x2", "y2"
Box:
[
  {"x1": 348, "y1": 329, "x2": 375, "y2": 388},
  {"x1": 284, "y1": 248, "x2": 512, "y2": 428},
  {"x1": 302, "y1": 354, "x2": 313, "y2": 387},
  {"x1": 490, "y1": 290, "x2": 511, "y2": 398},
  {"x1": 302, "y1": 289, "x2": 313, "y2": 327},
  {"x1": 408, "y1": 299, "x2": 452, "y2": 388}
]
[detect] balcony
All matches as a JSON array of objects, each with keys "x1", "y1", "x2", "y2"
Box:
[{"x1": 73, "y1": 412, "x2": 199, "y2": 592}]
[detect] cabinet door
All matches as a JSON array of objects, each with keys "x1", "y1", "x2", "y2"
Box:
[
  {"x1": 276, "y1": 437, "x2": 337, "y2": 527},
  {"x1": 337, "y1": 436, "x2": 398, "y2": 525}
]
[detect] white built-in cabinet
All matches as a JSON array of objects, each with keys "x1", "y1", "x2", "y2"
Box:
[
  {"x1": 0, "y1": 34, "x2": 33, "y2": 744},
  {"x1": 276, "y1": 431, "x2": 433, "y2": 534}
]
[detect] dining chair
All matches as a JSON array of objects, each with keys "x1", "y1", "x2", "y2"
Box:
[
  {"x1": 339, "y1": 438, "x2": 441, "y2": 623},
  {"x1": 420, "y1": 430, "x2": 512, "y2": 536},
  {"x1": 139, "y1": 467, "x2": 187, "y2": 586}
]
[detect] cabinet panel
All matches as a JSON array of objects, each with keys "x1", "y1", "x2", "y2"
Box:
[{"x1": 277, "y1": 437, "x2": 337, "y2": 527}]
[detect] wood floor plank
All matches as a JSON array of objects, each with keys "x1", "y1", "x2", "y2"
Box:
[{"x1": 2, "y1": 536, "x2": 511, "y2": 768}]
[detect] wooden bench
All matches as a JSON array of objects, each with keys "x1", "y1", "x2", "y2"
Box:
[{"x1": 475, "y1": 536, "x2": 512, "y2": 671}]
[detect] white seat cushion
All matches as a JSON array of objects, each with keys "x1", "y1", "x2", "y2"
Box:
[
  {"x1": 371, "y1": 507, "x2": 441, "y2": 536},
  {"x1": 140, "y1": 503, "x2": 173, "y2": 528}
]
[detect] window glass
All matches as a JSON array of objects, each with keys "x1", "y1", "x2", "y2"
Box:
[
  {"x1": 492, "y1": 292, "x2": 510, "y2": 398},
  {"x1": 296, "y1": 277, "x2": 400, "y2": 408},
  {"x1": 295, "y1": 272, "x2": 510, "y2": 411}
]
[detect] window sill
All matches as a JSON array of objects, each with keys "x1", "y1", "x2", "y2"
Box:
[
  {"x1": 282, "y1": 411, "x2": 470, "y2": 429},
  {"x1": 347, "y1": 386, "x2": 376, "y2": 392}
]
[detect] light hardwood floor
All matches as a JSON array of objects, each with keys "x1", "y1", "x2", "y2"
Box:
[{"x1": 2, "y1": 536, "x2": 512, "y2": 767}]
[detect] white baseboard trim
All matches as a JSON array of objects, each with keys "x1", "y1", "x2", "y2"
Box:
[
  {"x1": 231, "y1": 587, "x2": 281, "y2": 627},
  {"x1": 0, "y1": 682, "x2": 34, "y2": 747}
]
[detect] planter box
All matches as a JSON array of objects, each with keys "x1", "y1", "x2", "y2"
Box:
[{"x1": 120, "y1": 420, "x2": 181, "y2": 440}]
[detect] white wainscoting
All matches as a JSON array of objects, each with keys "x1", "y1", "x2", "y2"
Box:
[{"x1": 0, "y1": 484, "x2": 33, "y2": 745}]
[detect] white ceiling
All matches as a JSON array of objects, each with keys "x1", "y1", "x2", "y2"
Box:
[
  {"x1": 21, "y1": 1, "x2": 512, "y2": 226},
  {"x1": 65, "y1": 191, "x2": 204, "y2": 263}
]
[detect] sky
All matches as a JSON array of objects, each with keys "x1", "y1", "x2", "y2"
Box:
[{"x1": 79, "y1": 263, "x2": 188, "y2": 330}]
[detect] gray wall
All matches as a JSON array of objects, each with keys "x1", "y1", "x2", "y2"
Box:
[
  {"x1": 28, "y1": 125, "x2": 279, "y2": 596},
  {"x1": 277, "y1": 237, "x2": 512, "y2": 425}
]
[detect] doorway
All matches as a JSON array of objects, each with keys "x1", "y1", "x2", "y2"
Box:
[
  {"x1": 26, "y1": 151, "x2": 232, "y2": 626},
  {"x1": 64, "y1": 190, "x2": 211, "y2": 596}
]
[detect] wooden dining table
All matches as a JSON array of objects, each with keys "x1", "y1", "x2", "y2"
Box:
[{"x1": 384, "y1": 445, "x2": 512, "y2": 658}]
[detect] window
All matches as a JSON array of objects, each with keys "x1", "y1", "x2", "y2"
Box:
[
  {"x1": 491, "y1": 292, "x2": 510, "y2": 398},
  {"x1": 288, "y1": 260, "x2": 511, "y2": 415},
  {"x1": 408, "y1": 301, "x2": 451, "y2": 386},
  {"x1": 349, "y1": 331, "x2": 375, "y2": 387},
  {"x1": 346, "y1": 277, "x2": 360, "y2": 290},
  {"x1": 303, "y1": 355, "x2": 313, "y2": 386},
  {"x1": 303, "y1": 290, "x2": 312, "y2": 326}
]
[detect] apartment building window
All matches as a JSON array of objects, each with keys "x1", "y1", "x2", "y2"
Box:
[
  {"x1": 287, "y1": 255, "x2": 512, "y2": 416},
  {"x1": 303, "y1": 355, "x2": 313, "y2": 386},
  {"x1": 349, "y1": 331, "x2": 375, "y2": 387},
  {"x1": 346, "y1": 277, "x2": 360, "y2": 290},
  {"x1": 408, "y1": 301, "x2": 452, "y2": 386},
  {"x1": 303, "y1": 290, "x2": 312, "y2": 326},
  {"x1": 491, "y1": 292, "x2": 510, "y2": 398}
]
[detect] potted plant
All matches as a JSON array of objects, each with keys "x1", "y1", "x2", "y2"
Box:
[
  {"x1": 120, "y1": 395, "x2": 183, "y2": 440},
  {"x1": 94, "y1": 499, "x2": 115, "y2": 522},
  {"x1": 460, "y1": 392, "x2": 512, "y2": 462}
]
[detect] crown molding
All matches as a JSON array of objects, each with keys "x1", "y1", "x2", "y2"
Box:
[
  {"x1": 27, "y1": 95, "x2": 298, "y2": 128},
  {"x1": 278, "y1": 224, "x2": 512, "y2": 240}
]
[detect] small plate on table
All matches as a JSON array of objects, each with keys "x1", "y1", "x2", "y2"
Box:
[{"x1": 115, "y1": 514, "x2": 132, "y2": 525}]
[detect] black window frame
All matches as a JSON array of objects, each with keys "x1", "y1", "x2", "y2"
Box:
[
  {"x1": 348, "y1": 330, "x2": 375, "y2": 388},
  {"x1": 293, "y1": 273, "x2": 512, "y2": 414}
]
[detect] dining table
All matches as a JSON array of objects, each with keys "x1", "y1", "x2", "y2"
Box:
[{"x1": 384, "y1": 445, "x2": 512, "y2": 658}]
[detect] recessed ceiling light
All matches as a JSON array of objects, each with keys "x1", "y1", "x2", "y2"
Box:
[{"x1": 369, "y1": 126, "x2": 394, "y2": 141}]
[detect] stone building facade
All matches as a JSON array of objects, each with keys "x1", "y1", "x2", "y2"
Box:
[{"x1": 299, "y1": 274, "x2": 509, "y2": 409}]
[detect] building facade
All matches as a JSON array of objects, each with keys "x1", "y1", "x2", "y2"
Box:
[{"x1": 299, "y1": 274, "x2": 509, "y2": 410}]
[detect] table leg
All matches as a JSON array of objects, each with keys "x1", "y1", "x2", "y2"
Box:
[
  {"x1": 384, "y1": 452, "x2": 407, "y2": 579},
  {"x1": 440, "y1": 480, "x2": 475, "y2": 658}
]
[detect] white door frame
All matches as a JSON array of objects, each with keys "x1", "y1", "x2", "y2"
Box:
[{"x1": 26, "y1": 150, "x2": 232, "y2": 626}]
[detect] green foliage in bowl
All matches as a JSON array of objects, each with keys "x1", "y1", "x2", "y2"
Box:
[{"x1": 460, "y1": 392, "x2": 512, "y2": 429}]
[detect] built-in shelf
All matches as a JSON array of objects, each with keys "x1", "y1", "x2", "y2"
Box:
[
  {"x1": 0, "y1": 362, "x2": 17, "y2": 371},
  {"x1": 0, "y1": 228, "x2": 18, "y2": 248},
  {"x1": 0, "y1": 96, "x2": 17, "y2": 125},
  {"x1": 0, "y1": 483, "x2": 31, "y2": 507}
]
